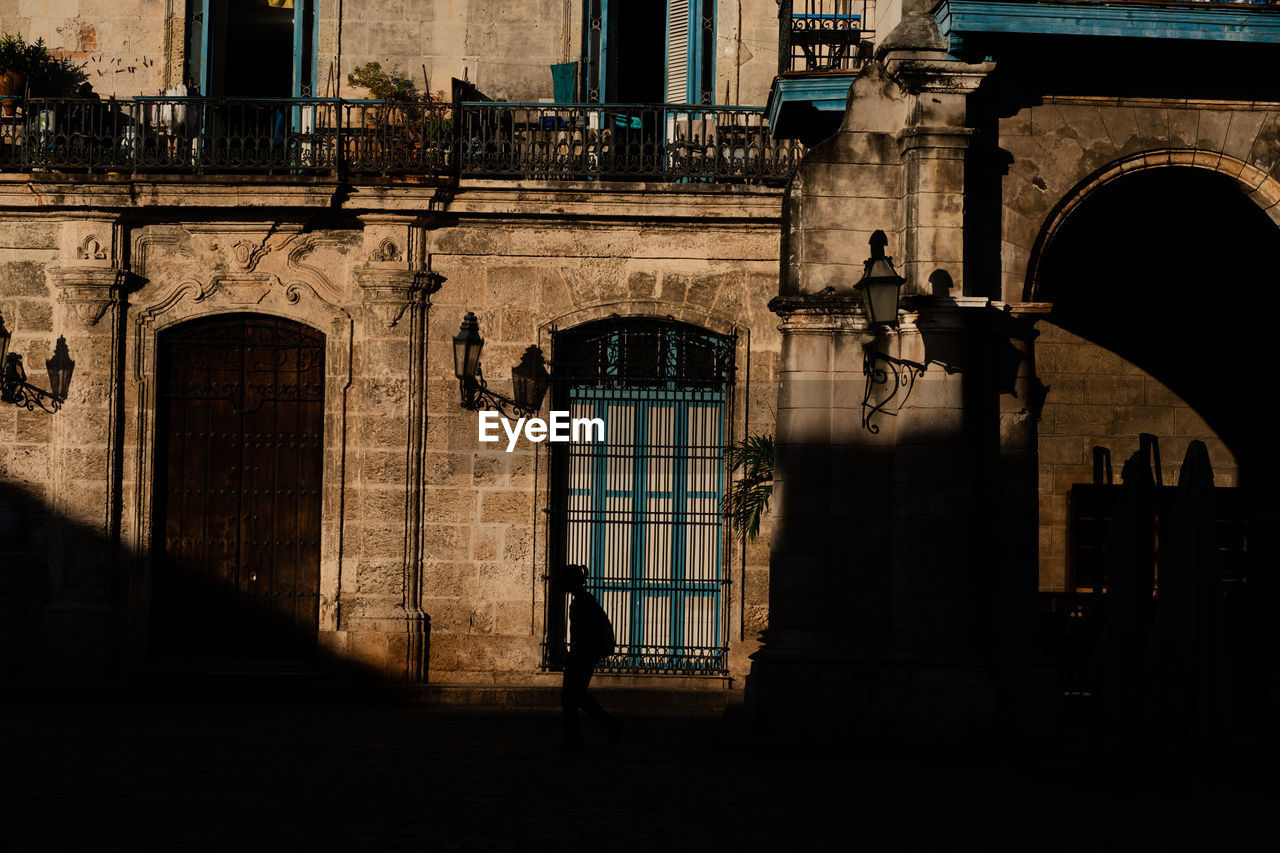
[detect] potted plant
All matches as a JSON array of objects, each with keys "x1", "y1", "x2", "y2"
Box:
[
  {"x1": 347, "y1": 61, "x2": 420, "y2": 103},
  {"x1": 0, "y1": 33, "x2": 46, "y2": 115},
  {"x1": 0, "y1": 33, "x2": 83, "y2": 115}
]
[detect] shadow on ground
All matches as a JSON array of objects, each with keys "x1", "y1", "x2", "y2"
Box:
[{"x1": 7, "y1": 692, "x2": 1280, "y2": 851}]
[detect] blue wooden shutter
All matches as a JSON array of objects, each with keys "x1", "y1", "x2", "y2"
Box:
[{"x1": 666, "y1": 0, "x2": 715, "y2": 105}]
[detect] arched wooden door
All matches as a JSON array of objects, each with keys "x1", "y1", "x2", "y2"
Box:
[{"x1": 152, "y1": 314, "x2": 324, "y2": 660}]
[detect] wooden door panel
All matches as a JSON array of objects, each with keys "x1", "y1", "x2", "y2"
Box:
[{"x1": 153, "y1": 314, "x2": 325, "y2": 659}]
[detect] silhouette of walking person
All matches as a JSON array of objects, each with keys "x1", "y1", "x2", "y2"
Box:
[{"x1": 560, "y1": 564, "x2": 622, "y2": 750}]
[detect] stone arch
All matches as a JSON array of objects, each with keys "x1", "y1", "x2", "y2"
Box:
[
  {"x1": 1022, "y1": 149, "x2": 1280, "y2": 302},
  {"x1": 1022, "y1": 160, "x2": 1280, "y2": 590},
  {"x1": 124, "y1": 276, "x2": 354, "y2": 655}
]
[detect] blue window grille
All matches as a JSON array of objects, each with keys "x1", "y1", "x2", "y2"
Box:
[{"x1": 546, "y1": 318, "x2": 735, "y2": 674}]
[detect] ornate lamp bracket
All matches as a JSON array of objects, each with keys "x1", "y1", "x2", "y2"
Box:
[
  {"x1": 459, "y1": 362, "x2": 542, "y2": 419},
  {"x1": 861, "y1": 342, "x2": 925, "y2": 435}
]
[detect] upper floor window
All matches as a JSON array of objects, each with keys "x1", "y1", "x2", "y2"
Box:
[
  {"x1": 583, "y1": 0, "x2": 716, "y2": 104},
  {"x1": 185, "y1": 0, "x2": 316, "y2": 98}
]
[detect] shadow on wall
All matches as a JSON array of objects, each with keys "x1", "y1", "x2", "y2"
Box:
[{"x1": 0, "y1": 478, "x2": 409, "y2": 687}]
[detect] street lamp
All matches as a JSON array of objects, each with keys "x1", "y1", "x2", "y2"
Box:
[
  {"x1": 855, "y1": 232, "x2": 924, "y2": 434},
  {"x1": 453, "y1": 311, "x2": 550, "y2": 417},
  {"x1": 0, "y1": 313, "x2": 75, "y2": 413},
  {"x1": 853, "y1": 230, "x2": 906, "y2": 327}
]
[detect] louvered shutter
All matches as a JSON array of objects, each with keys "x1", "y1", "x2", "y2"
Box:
[{"x1": 666, "y1": 0, "x2": 690, "y2": 104}]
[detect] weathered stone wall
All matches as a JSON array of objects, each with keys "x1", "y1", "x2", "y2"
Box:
[
  {"x1": 718, "y1": 0, "x2": 783, "y2": 106},
  {"x1": 4, "y1": 2, "x2": 780, "y2": 106},
  {"x1": 1032, "y1": 322, "x2": 1237, "y2": 592},
  {"x1": 319, "y1": 0, "x2": 573, "y2": 102},
  {"x1": 0, "y1": 218, "x2": 63, "y2": 677},
  {"x1": 1, "y1": 0, "x2": 174, "y2": 97},
  {"x1": 420, "y1": 185, "x2": 782, "y2": 683},
  {"x1": 0, "y1": 178, "x2": 782, "y2": 686}
]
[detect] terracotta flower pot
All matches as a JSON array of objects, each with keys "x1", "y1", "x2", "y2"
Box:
[{"x1": 0, "y1": 70, "x2": 26, "y2": 117}]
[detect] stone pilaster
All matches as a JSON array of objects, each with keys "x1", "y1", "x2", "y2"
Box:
[
  {"x1": 333, "y1": 216, "x2": 442, "y2": 682},
  {"x1": 41, "y1": 221, "x2": 133, "y2": 675}
]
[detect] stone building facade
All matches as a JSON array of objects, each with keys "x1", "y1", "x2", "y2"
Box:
[
  {"x1": 6, "y1": 0, "x2": 1278, "y2": 732},
  {"x1": 0, "y1": 0, "x2": 787, "y2": 690},
  {"x1": 747, "y1": 0, "x2": 1280, "y2": 734}
]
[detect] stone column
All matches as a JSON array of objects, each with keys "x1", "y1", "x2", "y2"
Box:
[
  {"x1": 747, "y1": 291, "x2": 1054, "y2": 737},
  {"x1": 746, "y1": 21, "x2": 1052, "y2": 736},
  {"x1": 42, "y1": 220, "x2": 132, "y2": 675}
]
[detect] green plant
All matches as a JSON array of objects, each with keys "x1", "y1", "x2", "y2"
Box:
[
  {"x1": 346, "y1": 62, "x2": 419, "y2": 102},
  {"x1": 0, "y1": 33, "x2": 85, "y2": 94},
  {"x1": 0, "y1": 33, "x2": 50, "y2": 77},
  {"x1": 723, "y1": 433, "x2": 774, "y2": 542}
]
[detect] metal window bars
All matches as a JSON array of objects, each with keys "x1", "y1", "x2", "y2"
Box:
[{"x1": 546, "y1": 319, "x2": 736, "y2": 676}]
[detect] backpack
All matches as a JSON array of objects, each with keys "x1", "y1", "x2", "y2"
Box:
[
  {"x1": 577, "y1": 591, "x2": 615, "y2": 660},
  {"x1": 596, "y1": 598, "x2": 616, "y2": 658}
]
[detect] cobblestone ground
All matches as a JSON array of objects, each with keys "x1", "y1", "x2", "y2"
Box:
[{"x1": 7, "y1": 691, "x2": 1279, "y2": 851}]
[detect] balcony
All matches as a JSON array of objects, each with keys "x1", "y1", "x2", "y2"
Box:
[
  {"x1": 769, "y1": 1, "x2": 876, "y2": 143},
  {"x1": 0, "y1": 96, "x2": 800, "y2": 187},
  {"x1": 778, "y1": 0, "x2": 875, "y2": 74},
  {"x1": 459, "y1": 102, "x2": 802, "y2": 184},
  {"x1": 935, "y1": 0, "x2": 1280, "y2": 61}
]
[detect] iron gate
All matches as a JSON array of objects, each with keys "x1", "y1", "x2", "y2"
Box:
[{"x1": 546, "y1": 318, "x2": 735, "y2": 674}]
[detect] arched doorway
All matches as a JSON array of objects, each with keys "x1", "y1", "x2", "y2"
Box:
[{"x1": 151, "y1": 313, "x2": 325, "y2": 660}]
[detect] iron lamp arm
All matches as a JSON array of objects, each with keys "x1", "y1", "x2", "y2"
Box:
[
  {"x1": 459, "y1": 362, "x2": 542, "y2": 419},
  {"x1": 2, "y1": 354, "x2": 66, "y2": 414}
]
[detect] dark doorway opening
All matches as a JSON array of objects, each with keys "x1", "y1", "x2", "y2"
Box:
[
  {"x1": 1037, "y1": 166, "x2": 1280, "y2": 718},
  {"x1": 223, "y1": 2, "x2": 295, "y2": 98},
  {"x1": 152, "y1": 314, "x2": 325, "y2": 661},
  {"x1": 186, "y1": 1, "x2": 314, "y2": 98},
  {"x1": 614, "y1": 2, "x2": 666, "y2": 104}
]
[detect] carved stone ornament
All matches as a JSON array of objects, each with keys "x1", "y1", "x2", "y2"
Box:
[
  {"x1": 48, "y1": 266, "x2": 130, "y2": 326},
  {"x1": 371, "y1": 237, "x2": 403, "y2": 263},
  {"x1": 79, "y1": 234, "x2": 109, "y2": 261},
  {"x1": 210, "y1": 274, "x2": 279, "y2": 305},
  {"x1": 356, "y1": 268, "x2": 442, "y2": 328}
]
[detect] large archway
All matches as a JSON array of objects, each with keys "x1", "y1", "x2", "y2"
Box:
[
  {"x1": 1032, "y1": 164, "x2": 1280, "y2": 667},
  {"x1": 1038, "y1": 165, "x2": 1280, "y2": 492}
]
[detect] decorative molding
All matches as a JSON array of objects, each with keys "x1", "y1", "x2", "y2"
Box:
[
  {"x1": 356, "y1": 268, "x2": 444, "y2": 329},
  {"x1": 286, "y1": 238, "x2": 343, "y2": 302},
  {"x1": 211, "y1": 273, "x2": 279, "y2": 305},
  {"x1": 48, "y1": 266, "x2": 132, "y2": 326},
  {"x1": 372, "y1": 237, "x2": 403, "y2": 263},
  {"x1": 131, "y1": 231, "x2": 193, "y2": 279},
  {"x1": 79, "y1": 235, "x2": 109, "y2": 261}
]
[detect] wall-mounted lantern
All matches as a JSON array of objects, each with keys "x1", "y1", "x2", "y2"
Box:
[
  {"x1": 453, "y1": 311, "x2": 550, "y2": 418},
  {"x1": 856, "y1": 232, "x2": 924, "y2": 434},
  {"x1": 854, "y1": 230, "x2": 906, "y2": 327},
  {"x1": 0, "y1": 313, "x2": 74, "y2": 414}
]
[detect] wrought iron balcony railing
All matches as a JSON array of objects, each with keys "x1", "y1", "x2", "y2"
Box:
[
  {"x1": 0, "y1": 97, "x2": 800, "y2": 185},
  {"x1": 0, "y1": 97, "x2": 455, "y2": 176},
  {"x1": 779, "y1": 0, "x2": 875, "y2": 74},
  {"x1": 459, "y1": 102, "x2": 802, "y2": 184}
]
